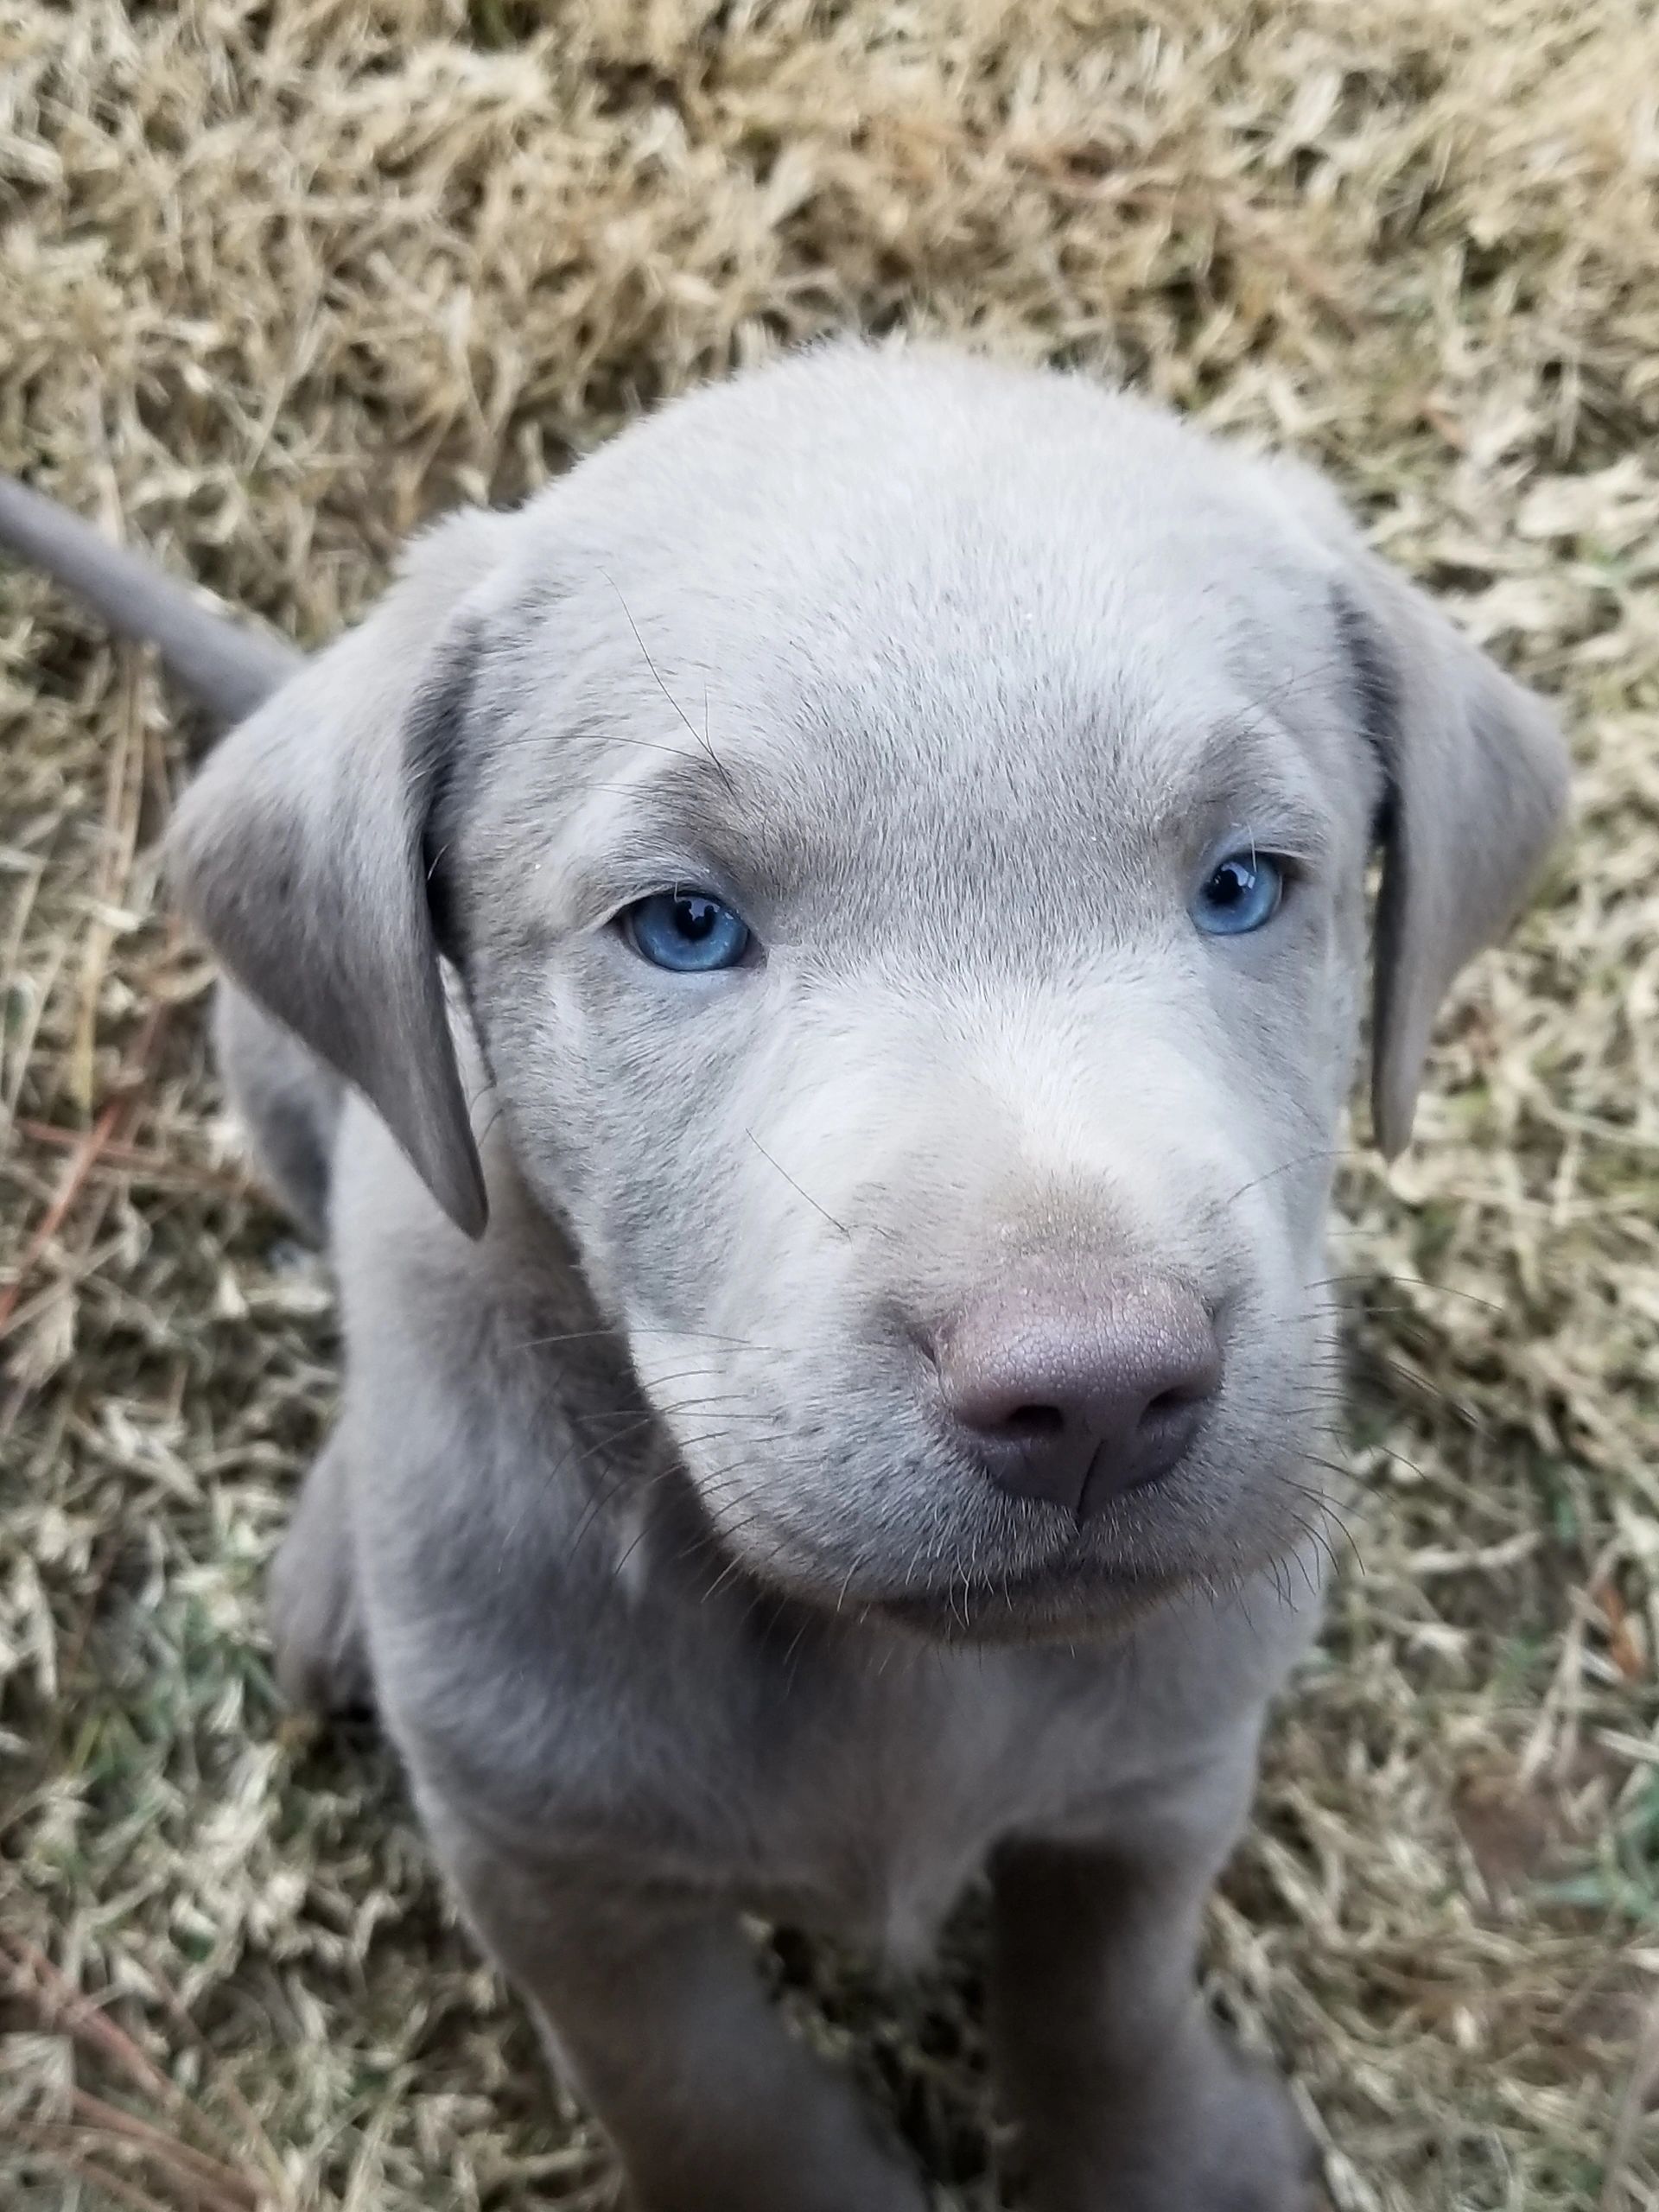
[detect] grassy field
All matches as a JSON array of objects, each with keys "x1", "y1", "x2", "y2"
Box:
[{"x1": 3, "y1": 2, "x2": 1657, "y2": 2205}]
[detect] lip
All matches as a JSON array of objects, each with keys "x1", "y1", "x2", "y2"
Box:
[
  {"x1": 868, "y1": 1554, "x2": 1189, "y2": 1641},
  {"x1": 714, "y1": 1503, "x2": 1188, "y2": 1640}
]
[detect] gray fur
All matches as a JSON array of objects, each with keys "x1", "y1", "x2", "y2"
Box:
[{"x1": 4, "y1": 344, "x2": 1568, "y2": 2210}]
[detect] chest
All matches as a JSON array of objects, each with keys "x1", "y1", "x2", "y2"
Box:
[{"x1": 681, "y1": 1627, "x2": 1157, "y2": 1960}]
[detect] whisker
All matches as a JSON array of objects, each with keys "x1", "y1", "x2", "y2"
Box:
[
  {"x1": 744, "y1": 1128, "x2": 855, "y2": 1241},
  {"x1": 510, "y1": 1325, "x2": 780, "y2": 1355},
  {"x1": 601, "y1": 569, "x2": 737, "y2": 795},
  {"x1": 1213, "y1": 1145, "x2": 1344, "y2": 1214},
  {"x1": 1301, "y1": 1271, "x2": 1506, "y2": 1315}
]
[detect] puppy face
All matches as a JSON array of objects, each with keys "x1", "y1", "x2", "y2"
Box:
[
  {"x1": 448, "y1": 359, "x2": 1427, "y2": 1635},
  {"x1": 172, "y1": 346, "x2": 1568, "y2": 1641}
]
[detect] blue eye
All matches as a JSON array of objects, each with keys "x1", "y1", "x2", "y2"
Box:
[
  {"x1": 622, "y1": 889, "x2": 753, "y2": 972},
  {"x1": 1192, "y1": 850, "x2": 1286, "y2": 936}
]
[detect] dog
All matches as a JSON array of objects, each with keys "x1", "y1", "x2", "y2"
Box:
[{"x1": 1, "y1": 341, "x2": 1569, "y2": 2211}]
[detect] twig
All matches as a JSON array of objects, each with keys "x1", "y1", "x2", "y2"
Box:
[
  {"x1": 16, "y1": 1117, "x2": 251, "y2": 1197},
  {"x1": 127, "y1": 1942, "x2": 291, "y2": 2208},
  {"x1": 0, "y1": 1003, "x2": 168, "y2": 1337},
  {"x1": 1601, "y1": 1989, "x2": 1659, "y2": 2209},
  {"x1": 67, "y1": 2093, "x2": 257, "y2": 2210},
  {"x1": 9, "y1": 2134, "x2": 177, "y2": 2212},
  {"x1": 0, "y1": 1934, "x2": 240, "y2": 2173}
]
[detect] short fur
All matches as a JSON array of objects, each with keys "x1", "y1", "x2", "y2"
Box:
[{"x1": 1, "y1": 342, "x2": 1569, "y2": 2211}]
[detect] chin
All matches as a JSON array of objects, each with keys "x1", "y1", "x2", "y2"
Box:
[
  {"x1": 868, "y1": 1560, "x2": 1193, "y2": 1647},
  {"x1": 719, "y1": 1518, "x2": 1193, "y2": 1648}
]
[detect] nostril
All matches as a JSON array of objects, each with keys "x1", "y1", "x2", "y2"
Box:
[
  {"x1": 1147, "y1": 1382, "x2": 1208, "y2": 1421},
  {"x1": 999, "y1": 1402, "x2": 1065, "y2": 1441}
]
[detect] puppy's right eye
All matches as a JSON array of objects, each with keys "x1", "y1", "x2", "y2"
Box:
[
  {"x1": 621, "y1": 890, "x2": 753, "y2": 973},
  {"x1": 1192, "y1": 849, "x2": 1287, "y2": 937}
]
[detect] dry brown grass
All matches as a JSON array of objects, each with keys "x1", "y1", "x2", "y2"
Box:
[{"x1": 2, "y1": 2, "x2": 1656, "y2": 2205}]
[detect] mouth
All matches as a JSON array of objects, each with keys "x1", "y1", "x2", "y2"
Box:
[
  {"x1": 705, "y1": 1492, "x2": 1198, "y2": 1643},
  {"x1": 867, "y1": 1554, "x2": 1193, "y2": 1643},
  {"x1": 692, "y1": 1443, "x2": 1329, "y2": 1648}
]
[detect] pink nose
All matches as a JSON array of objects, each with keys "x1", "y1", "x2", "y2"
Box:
[{"x1": 936, "y1": 1273, "x2": 1222, "y2": 1521}]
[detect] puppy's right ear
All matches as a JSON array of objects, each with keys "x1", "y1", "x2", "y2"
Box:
[{"x1": 168, "y1": 510, "x2": 516, "y2": 1238}]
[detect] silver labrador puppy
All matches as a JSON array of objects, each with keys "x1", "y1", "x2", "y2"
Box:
[{"x1": 2, "y1": 344, "x2": 1568, "y2": 2211}]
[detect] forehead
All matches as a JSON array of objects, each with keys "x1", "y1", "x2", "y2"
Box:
[{"x1": 479, "y1": 353, "x2": 1371, "y2": 916}]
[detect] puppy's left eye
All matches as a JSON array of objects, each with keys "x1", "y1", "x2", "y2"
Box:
[
  {"x1": 1192, "y1": 851, "x2": 1286, "y2": 937},
  {"x1": 622, "y1": 889, "x2": 753, "y2": 972}
]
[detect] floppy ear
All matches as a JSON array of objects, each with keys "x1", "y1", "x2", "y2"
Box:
[
  {"x1": 1273, "y1": 467, "x2": 1571, "y2": 1156},
  {"x1": 168, "y1": 509, "x2": 516, "y2": 1237}
]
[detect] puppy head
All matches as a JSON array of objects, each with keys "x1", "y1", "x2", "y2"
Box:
[{"x1": 171, "y1": 346, "x2": 1567, "y2": 1639}]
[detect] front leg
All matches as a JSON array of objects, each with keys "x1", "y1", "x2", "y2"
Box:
[
  {"x1": 990, "y1": 1758, "x2": 1318, "y2": 2212},
  {"x1": 268, "y1": 1436, "x2": 373, "y2": 1718},
  {"x1": 429, "y1": 1814, "x2": 926, "y2": 2212}
]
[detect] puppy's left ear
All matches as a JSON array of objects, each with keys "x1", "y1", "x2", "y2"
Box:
[
  {"x1": 168, "y1": 509, "x2": 517, "y2": 1237},
  {"x1": 1273, "y1": 464, "x2": 1571, "y2": 1156}
]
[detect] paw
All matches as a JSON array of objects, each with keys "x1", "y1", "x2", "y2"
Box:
[
  {"x1": 268, "y1": 1446, "x2": 374, "y2": 1719},
  {"x1": 1022, "y1": 2030, "x2": 1321, "y2": 2212},
  {"x1": 269, "y1": 1534, "x2": 374, "y2": 1717},
  {"x1": 1175, "y1": 2050, "x2": 1319, "y2": 2211}
]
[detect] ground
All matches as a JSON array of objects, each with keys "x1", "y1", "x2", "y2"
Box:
[{"x1": 2, "y1": 2, "x2": 1656, "y2": 2207}]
